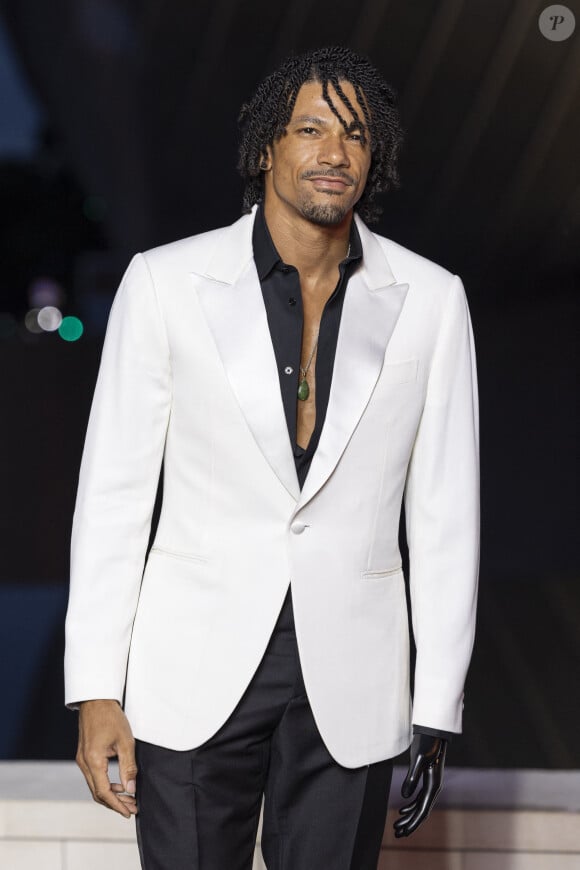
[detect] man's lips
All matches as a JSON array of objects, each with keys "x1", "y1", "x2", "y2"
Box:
[{"x1": 306, "y1": 176, "x2": 353, "y2": 190}]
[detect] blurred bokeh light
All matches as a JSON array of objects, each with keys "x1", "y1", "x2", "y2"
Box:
[
  {"x1": 24, "y1": 307, "x2": 42, "y2": 333},
  {"x1": 28, "y1": 277, "x2": 65, "y2": 309},
  {"x1": 0, "y1": 312, "x2": 17, "y2": 338},
  {"x1": 58, "y1": 315, "x2": 83, "y2": 342},
  {"x1": 37, "y1": 305, "x2": 63, "y2": 331}
]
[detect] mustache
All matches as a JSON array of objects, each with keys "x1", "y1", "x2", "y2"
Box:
[{"x1": 301, "y1": 169, "x2": 355, "y2": 186}]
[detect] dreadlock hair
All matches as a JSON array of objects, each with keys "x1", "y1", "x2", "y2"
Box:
[{"x1": 237, "y1": 45, "x2": 404, "y2": 224}]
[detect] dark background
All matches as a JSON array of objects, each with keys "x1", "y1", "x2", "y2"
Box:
[{"x1": 0, "y1": 0, "x2": 577, "y2": 765}]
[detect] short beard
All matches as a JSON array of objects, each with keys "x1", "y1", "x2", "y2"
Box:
[{"x1": 299, "y1": 197, "x2": 350, "y2": 226}]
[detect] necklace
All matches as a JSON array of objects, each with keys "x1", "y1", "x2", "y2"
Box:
[
  {"x1": 298, "y1": 333, "x2": 319, "y2": 401},
  {"x1": 296, "y1": 242, "x2": 349, "y2": 402}
]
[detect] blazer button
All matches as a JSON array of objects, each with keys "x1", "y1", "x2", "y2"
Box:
[{"x1": 290, "y1": 521, "x2": 306, "y2": 535}]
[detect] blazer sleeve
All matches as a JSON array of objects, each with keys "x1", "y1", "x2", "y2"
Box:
[
  {"x1": 403, "y1": 274, "x2": 480, "y2": 734},
  {"x1": 64, "y1": 253, "x2": 172, "y2": 708}
]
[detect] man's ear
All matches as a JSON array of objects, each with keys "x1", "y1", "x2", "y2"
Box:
[{"x1": 260, "y1": 146, "x2": 272, "y2": 172}]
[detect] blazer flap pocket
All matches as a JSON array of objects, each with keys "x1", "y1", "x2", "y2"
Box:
[
  {"x1": 150, "y1": 546, "x2": 208, "y2": 565},
  {"x1": 361, "y1": 564, "x2": 403, "y2": 582}
]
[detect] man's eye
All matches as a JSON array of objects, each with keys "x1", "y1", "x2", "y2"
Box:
[{"x1": 300, "y1": 127, "x2": 317, "y2": 134}]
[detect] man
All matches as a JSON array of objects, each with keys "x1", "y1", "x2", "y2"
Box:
[{"x1": 65, "y1": 46, "x2": 479, "y2": 869}]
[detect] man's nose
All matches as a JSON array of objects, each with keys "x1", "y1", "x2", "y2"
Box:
[{"x1": 317, "y1": 135, "x2": 349, "y2": 167}]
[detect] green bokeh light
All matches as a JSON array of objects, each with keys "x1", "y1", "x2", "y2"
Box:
[
  {"x1": 58, "y1": 316, "x2": 84, "y2": 342},
  {"x1": 0, "y1": 312, "x2": 17, "y2": 339}
]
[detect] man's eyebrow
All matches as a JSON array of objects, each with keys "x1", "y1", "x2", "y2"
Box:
[
  {"x1": 290, "y1": 115, "x2": 330, "y2": 126},
  {"x1": 290, "y1": 114, "x2": 367, "y2": 132}
]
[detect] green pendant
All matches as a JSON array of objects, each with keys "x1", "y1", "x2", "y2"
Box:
[{"x1": 297, "y1": 378, "x2": 310, "y2": 401}]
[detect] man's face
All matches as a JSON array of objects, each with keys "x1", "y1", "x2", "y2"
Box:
[{"x1": 263, "y1": 79, "x2": 372, "y2": 227}]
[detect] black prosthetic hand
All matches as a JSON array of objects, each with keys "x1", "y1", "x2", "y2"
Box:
[{"x1": 393, "y1": 733, "x2": 447, "y2": 838}]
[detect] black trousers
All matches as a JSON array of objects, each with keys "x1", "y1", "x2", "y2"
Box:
[{"x1": 135, "y1": 585, "x2": 393, "y2": 870}]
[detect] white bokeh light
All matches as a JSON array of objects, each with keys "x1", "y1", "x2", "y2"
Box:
[
  {"x1": 24, "y1": 308, "x2": 43, "y2": 333},
  {"x1": 37, "y1": 305, "x2": 63, "y2": 332}
]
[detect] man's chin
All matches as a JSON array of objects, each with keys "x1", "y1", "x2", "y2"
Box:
[{"x1": 299, "y1": 201, "x2": 351, "y2": 227}]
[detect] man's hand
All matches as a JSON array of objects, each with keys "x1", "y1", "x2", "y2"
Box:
[
  {"x1": 393, "y1": 734, "x2": 446, "y2": 838},
  {"x1": 76, "y1": 699, "x2": 138, "y2": 818}
]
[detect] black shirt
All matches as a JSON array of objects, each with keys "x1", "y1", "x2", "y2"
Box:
[
  {"x1": 252, "y1": 204, "x2": 362, "y2": 489},
  {"x1": 252, "y1": 205, "x2": 454, "y2": 743}
]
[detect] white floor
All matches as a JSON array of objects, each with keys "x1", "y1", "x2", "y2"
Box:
[{"x1": 0, "y1": 764, "x2": 578, "y2": 869}]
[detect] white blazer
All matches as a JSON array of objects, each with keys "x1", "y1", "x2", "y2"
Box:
[{"x1": 65, "y1": 207, "x2": 480, "y2": 767}]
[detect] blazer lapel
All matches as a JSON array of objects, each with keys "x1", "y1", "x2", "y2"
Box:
[
  {"x1": 296, "y1": 217, "x2": 409, "y2": 510},
  {"x1": 193, "y1": 211, "x2": 301, "y2": 502}
]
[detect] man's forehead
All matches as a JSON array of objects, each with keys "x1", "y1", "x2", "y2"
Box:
[{"x1": 291, "y1": 79, "x2": 367, "y2": 122}]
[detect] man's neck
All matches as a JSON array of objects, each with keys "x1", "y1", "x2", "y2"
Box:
[{"x1": 263, "y1": 201, "x2": 352, "y2": 281}]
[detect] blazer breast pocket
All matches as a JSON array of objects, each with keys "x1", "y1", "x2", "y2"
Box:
[{"x1": 380, "y1": 358, "x2": 419, "y2": 386}]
